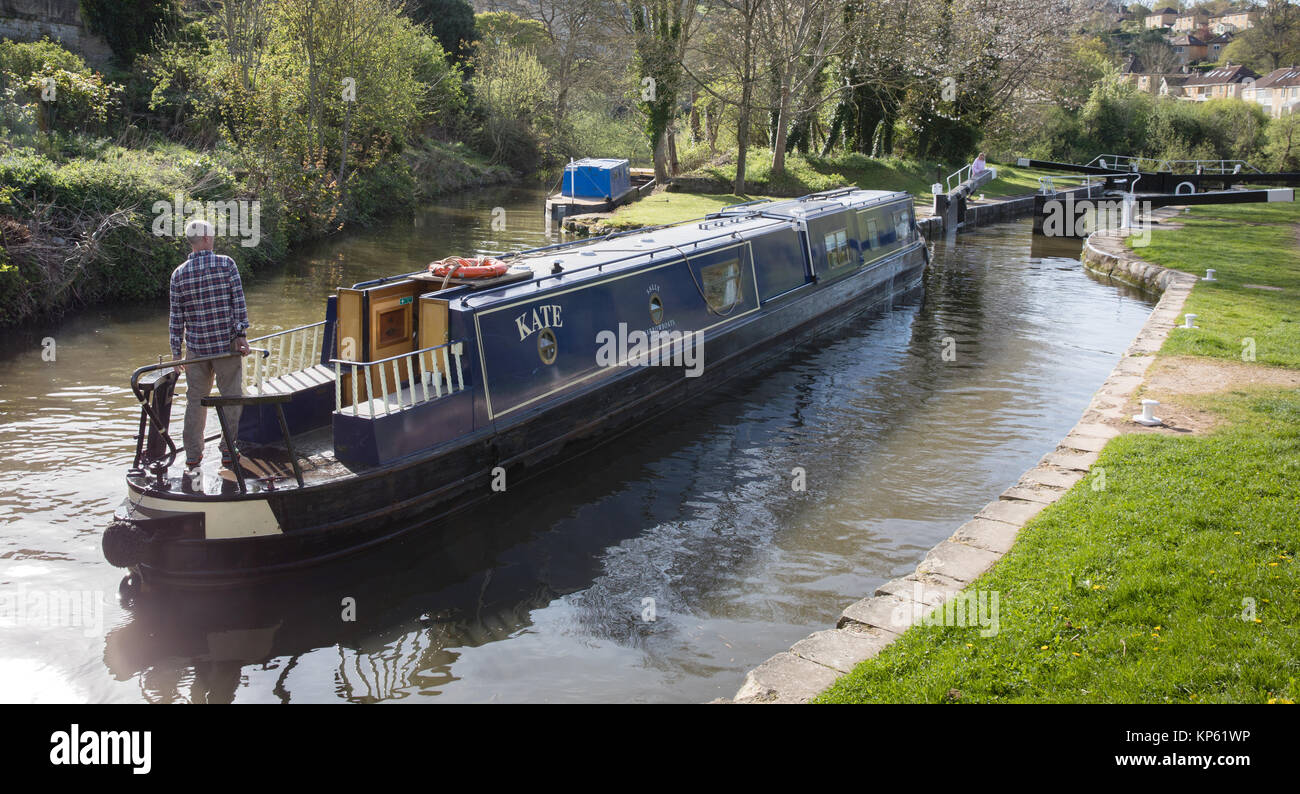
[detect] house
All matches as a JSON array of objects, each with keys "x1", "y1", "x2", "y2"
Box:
[
  {"x1": 1145, "y1": 6, "x2": 1180, "y2": 29},
  {"x1": 1179, "y1": 64, "x2": 1259, "y2": 100},
  {"x1": 1119, "y1": 56, "x2": 1191, "y2": 96},
  {"x1": 1173, "y1": 9, "x2": 1210, "y2": 32},
  {"x1": 1160, "y1": 74, "x2": 1189, "y2": 98},
  {"x1": 1206, "y1": 32, "x2": 1235, "y2": 61},
  {"x1": 1243, "y1": 66, "x2": 1300, "y2": 118},
  {"x1": 1167, "y1": 34, "x2": 1208, "y2": 65},
  {"x1": 1211, "y1": 7, "x2": 1261, "y2": 34}
]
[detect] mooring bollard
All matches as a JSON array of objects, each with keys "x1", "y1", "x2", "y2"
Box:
[
  {"x1": 1202, "y1": 269, "x2": 1216, "y2": 281},
  {"x1": 1184, "y1": 313, "x2": 1199, "y2": 329},
  {"x1": 1133, "y1": 399, "x2": 1162, "y2": 427}
]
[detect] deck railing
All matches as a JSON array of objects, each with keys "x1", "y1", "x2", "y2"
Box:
[
  {"x1": 331, "y1": 340, "x2": 465, "y2": 417},
  {"x1": 242, "y1": 321, "x2": 327, "y2": 394}
]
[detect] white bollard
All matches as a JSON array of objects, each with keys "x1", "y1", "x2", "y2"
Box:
[
  {"x1": 1202, "y1": 269, "x2": 1216, "y2": 281},
  {"x1": 1133, "y1": 399, "x2": 1163, "y2": 427},
  {"x1": 1184, "y1": 313, "x2": 1199, "y2": 329}
]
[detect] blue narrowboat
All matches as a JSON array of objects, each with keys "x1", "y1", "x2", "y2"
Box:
[{"x1": 107, "y1": 188, "x2": 929, "y2": 588}]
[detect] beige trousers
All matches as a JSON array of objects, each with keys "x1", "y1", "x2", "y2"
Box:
[{"x1": 183, "y1": 356, "x2": 244, "y2": 465}]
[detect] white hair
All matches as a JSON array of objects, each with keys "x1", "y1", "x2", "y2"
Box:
[{"x1": 184, "y1": 219, "x2": 215, "y2": 240}]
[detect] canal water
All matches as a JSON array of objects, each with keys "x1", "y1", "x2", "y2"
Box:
[{"x1": 0, "y1": 185, "x2": 1155, "y2": 703}]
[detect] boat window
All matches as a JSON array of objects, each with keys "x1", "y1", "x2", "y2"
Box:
[
  {"x1": 538, "y1": 328, "x2": 557, "y2": 365},
  {"x1": 701, "y1": 257, "x2": 742, "y2": 313},
  {"x1": 862, "y1": 215, "x2": 881, "y2": 250},
  {"x1": 893, "y1": 208, "x2": 912, "y2": 242},
  {"x1": 378, "y1": 306, "x2": 409, "y2": 345},
  {"x1": 823, "y1": 228, "x2": 852, "y2": 269},
  {"x1": 649, "y1": 293, "x2": 664, "y2": 324}
]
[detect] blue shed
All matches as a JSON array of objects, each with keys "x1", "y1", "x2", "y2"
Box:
[{"x1": 562, "y1": 158, "x2": 631, "y2": 200}]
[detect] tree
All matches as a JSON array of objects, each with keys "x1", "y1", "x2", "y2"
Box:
[
  {"x1": 471, "y1": 44, "x2": 553, "y2": 168},
  {"x1": 1222, "y1": 0, "x2": 1300, "y2": 72},
  {"x1": 1264, "y1": 113, "x2": 1300, "y2": 170},
  {"x1": 758, "y1": 0, "x2": 849, "y2": 177},
  {"x1": 683, "y1": 0, "x2": 766, "y2": 192},
  {"x1": 409, "y1": 0, "x2": 479, "y2": 65},
  {"x1": 624, "y1": 0, "x2": 699, "y2": 182},
  {"x1": 216, "y1": 0, "x2": 430, "y2": 237}
]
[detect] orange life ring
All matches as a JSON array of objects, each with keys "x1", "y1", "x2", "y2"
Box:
[{"x1": 428, "y1": 256, "x2": 509, "y2": 279}]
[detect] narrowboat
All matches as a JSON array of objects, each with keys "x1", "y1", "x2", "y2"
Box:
[{"x1": 106, "y1": 188, "x2": 929, "y2": 589}]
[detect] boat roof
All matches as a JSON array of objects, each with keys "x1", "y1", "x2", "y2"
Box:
[{"x1": 436, "y1": 187, "x2": 910, "y2": 309}]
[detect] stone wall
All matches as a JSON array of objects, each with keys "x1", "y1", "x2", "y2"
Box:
[{"x1": 0, "y1": 0, "x2": 113, "y2": 66}]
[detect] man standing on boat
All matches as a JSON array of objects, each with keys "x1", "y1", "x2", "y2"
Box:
[{"x1": 169, "y1": 219, "x2": 251, "y2": 483}]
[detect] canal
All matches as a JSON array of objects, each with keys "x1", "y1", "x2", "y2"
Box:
[{"x1": 0, "y1": 185, "x2": 1155, "y2": 703}]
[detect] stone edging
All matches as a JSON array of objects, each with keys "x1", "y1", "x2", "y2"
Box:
[{"x1": 723, "y1": 219, "x2": 1198, "y2": 703}]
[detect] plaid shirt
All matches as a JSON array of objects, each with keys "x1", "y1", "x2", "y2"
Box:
[{"x1": 169, "y1": 250, "x2": 249, "y2": 359}]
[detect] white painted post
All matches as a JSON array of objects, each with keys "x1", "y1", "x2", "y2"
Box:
[
  {"x1": 351, "y1": 365, "x2": 360, "y2": 417},
  {"x1": 1133, "y1": 399, "x2": 1162, "y2": 426},
  {"x1": 406, "y1": 356, "x2": 417, "y2": 405},
  {"x1": 1184, "y1": 313, "x2": 1199, "y2": 329}
]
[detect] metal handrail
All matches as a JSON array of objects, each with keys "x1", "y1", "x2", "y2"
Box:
[
  {"x1": 1087, "y1": 154, "x2": 1261, "y2": 175},
  {"x1": 244, "y1": 320, "x2": 326, "y2": 393},
  {"x1": 128, "y1": 348, "x2": 269, "y2": 473},
  {"x1": 330, "y1": 340, "x2": 466, "y2": 417},
  {"x1": 945, "y1": 164, "x2": 973, "y2": 194}
]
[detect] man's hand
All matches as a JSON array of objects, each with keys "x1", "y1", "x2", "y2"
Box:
[{"x1": 236, "y1": 337, "x2": 251, "y2": 356}]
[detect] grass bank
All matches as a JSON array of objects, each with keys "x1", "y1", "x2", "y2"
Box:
[
  {"x1": 1133, "y1": 204, "x2": 1300, "y2": 369},
  {"x1": 602, "y1": 151, "x2": 1080, "y2": 230},
  {"x1": 815, "y1": 202, "x2": 1300, "y2": 704}
]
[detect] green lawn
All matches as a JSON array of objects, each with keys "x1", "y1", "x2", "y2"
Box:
[
  {"x1": 817, "y1": 390, "x2": 1300, "y2": 704},
  {"x1": 1134, "y1": 203, "x2": 1300, "y2": 369},
  {"x1": 815, "y1": 197, "x2": 1300, "y2": 704},
  {"x1": 601, "y1": 192, "x2": 778, "y2": 230}
]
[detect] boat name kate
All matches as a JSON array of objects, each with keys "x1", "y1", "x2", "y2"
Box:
[{"x1": 515, "y1": 304, "x2": 564, "y2": 341}]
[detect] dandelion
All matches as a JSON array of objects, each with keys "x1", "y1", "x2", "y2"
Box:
[{"x1": 1040, "y1": 645, "x2": 1048, "y2": 650}]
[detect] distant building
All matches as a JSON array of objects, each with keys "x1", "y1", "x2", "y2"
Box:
[
  {"x1": 1120, "y1": 69, "x2": 1189, "y2": 97},
  {"x1": 1145, "y1": 6, "x2": 1180, "y2": 29},
  {"x1": 1173, "y1": 9, "x2": 1210, "y2": 32},
  {"x1": 1243, "y1": 66, "x2": 1300, "y2": 118},
  {"x1": 1211, "y1": 7, "x2": 1261, "y2": 34},
  {"x1": 1206, "y1": 32, "x2": 1234, "y2": 61},
  {"x1": 1159, "y1": 74, "x2": 1189, "y2": 98},
  {"x1": 1167, "y1": 34, "x2": 1208, "y2": 65},
  {"x1": 1179, "y1": 64, "x2": 1259, "y2": 100}
]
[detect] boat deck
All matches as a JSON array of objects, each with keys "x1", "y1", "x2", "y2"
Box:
[{"x1": 163, "y1": 425, "x2": 357, "y2": 496}]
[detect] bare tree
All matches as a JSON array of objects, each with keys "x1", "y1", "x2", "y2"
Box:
[{"x1": 757, "y1": 0, "x2": 850, "y2": 177}]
